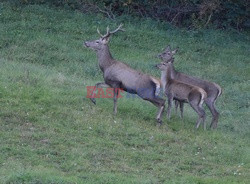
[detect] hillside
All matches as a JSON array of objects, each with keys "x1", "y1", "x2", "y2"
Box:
[{"x1": 0, "y1": 2, "x2": 250, "y2": 183}]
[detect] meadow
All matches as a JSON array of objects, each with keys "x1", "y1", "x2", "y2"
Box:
[{"x1": 0, "y1": 2, "x2": 250, "y2": 183}]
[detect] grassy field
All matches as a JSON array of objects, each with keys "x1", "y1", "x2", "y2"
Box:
[{"x1": 0, "y1": 2, "x2": 250, "y2": 183}]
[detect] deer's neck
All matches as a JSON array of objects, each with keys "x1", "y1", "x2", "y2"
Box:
[
  {"x1": 97, "y1": 45, "x2": 115, "y2": 72},
  {"x1": 168, "y1": 63, "x2": 177, "y2": 78},
  {"x1": 161, "y1": 63, "x2": 175, "y2": 90},
  {"x1": 161, "y1": 70, "x2": 168, "y2": 91},
  {"x1": 164, "y1": 58, "x2": 177, "y2": 77}
]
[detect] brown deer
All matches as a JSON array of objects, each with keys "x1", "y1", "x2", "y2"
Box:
[
  {"x1": 156, "y1": 61, "x2": 207, "y2": 130},
  {"x1": 84, "y1": 24, "x2": 165, "y2": 125},
  {"x1": 158, "y1": 46, "x2": 222, "y2": 129}
]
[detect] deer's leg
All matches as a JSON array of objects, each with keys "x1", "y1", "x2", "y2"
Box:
[
  {"x1": 175, "y1": 100, "x2": 184, "y2": 119},
  {"x1": 111, "y1": 82, "x2": 123, "y2": 116},
  {"x1": 180, "y1": 102, "x2": 184, "y2": 119},
  {"x1": 199, "y1": 106, "x2": 206, "y2": 130},
  {"x1": 157, "y1": 105, "x2": 165, "y2": 123},
  {"x1": 138, "y1": 87, "x2": 165, "y2": 125},
  {"x1": 113, "y1": 88, "x2": 118, "y2": 115},
  {"x1": 167, "y1": 94, "x2": 174, "y2": 120},
  {"x1": 90, "y1": 82, "x2": 111, "y2": 104},
  {"x1": 175, "y1": 100, "x2": 179, "y2": 114},
  {"x1": 155, "y1": 98, "x2": 165, "y2": 125},
  {"x1": 189, "y1": 101, "x2": 206, "y2": 130},
  {"x1": 205, "y1": 99, "x2": 219, "y2": 129},
  {"x1": 148, "y1": 98, "x2": 165, "y2": 125}
]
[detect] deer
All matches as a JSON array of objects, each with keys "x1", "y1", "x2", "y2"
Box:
[
  {"x1": 156, "y1": 61, "x2": 207, "y2": 130},
  {"x1": 84, "y1": 24, "x2": 165, "y2": 125},
  {"x1": 157, "y1": 46, "x2": 222, "y2": 129}
]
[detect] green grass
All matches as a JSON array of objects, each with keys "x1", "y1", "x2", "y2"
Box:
[{"x1": 0, "y1": 2, "x2": 250, "y2": 183}]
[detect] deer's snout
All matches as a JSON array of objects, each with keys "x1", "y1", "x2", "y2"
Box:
[
  {"x1": 156, "y1": 54, "x2": 162, "y2": 59},
  {"x1": 155, "y1": 64, "x2": 160, "y2": 68},
  {"x1": 84, "y1": 41, "x2": 89, "y2": 47}
]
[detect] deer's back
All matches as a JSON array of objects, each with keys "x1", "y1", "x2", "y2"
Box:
[
  {"x1": 104, "y1": 61, "x2": 153, "y2": 89},
  {"x1": 167, "y1": 79, "x2": 193, "y2": 101},
  {"x1": 166, "y1": 78, "x2": 206, "y2": 102},
  {"x1": 176, "y1": 72, "x2": 220, "y2": 97}
]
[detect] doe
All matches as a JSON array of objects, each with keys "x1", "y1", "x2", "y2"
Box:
[
  {"x1": 156, "y1": 60, "x2": 207, "y2": 130},
  {"x1": 158, "y1": 46, "x2": 222, "y2": 129}
]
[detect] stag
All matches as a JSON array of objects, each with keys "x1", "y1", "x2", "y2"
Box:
[
  {"x1": 156, "y1": 61, "x2": 207, "y2": 130},
  {"x1": 84, "y1": 24, "x2": 165, "y2": 125},
  {"x1": 158, "y1": 46, "x2": 222, "y2": 129}
]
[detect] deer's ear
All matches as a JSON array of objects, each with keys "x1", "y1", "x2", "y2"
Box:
[
  {"x1": 165, "y1": 45, "x2": 171, "y2": 51},
  {"x1": 102, "y1": 37, "x2": 110, "y2": 44},
  {"x1": 172, "y1": 48, "x2": 178, "y2": 54}
]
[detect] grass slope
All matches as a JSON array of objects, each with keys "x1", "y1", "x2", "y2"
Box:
[{"x1": 0, "y1": 2, "x2": 250, "y2": 183}]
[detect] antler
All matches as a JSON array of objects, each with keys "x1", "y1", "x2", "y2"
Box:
[
  {"x1": 97, "y1": 28, "x2": 104, "y2": 38},
  {"x1": 96, "y1": 24, "x2": 125, "y2": 39},
  {"x1": 109, "y1": 24, "x2": 125, "y2": 34}
]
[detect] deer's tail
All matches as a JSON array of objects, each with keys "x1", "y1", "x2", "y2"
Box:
[
  {"x1": 198, "y1": 88, "x2": 207, "y2": 107},
  {"x1": 213, "y1": 82, "x2": 222, "y2": 97}
]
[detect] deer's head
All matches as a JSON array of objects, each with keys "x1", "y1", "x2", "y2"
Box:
[
  {"x1": 155, "y1": 61, "x2": 170, "y2": 71},
  {"x1": 157, "y1": 46, "x2": 178, "y2": 62},
  {"x1": 84, "y1": 24, "x2": 125, "y2": 51}
]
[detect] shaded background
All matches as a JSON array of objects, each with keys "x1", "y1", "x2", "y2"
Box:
[{"x1": 9, "y1": 0, "x2": 250, "y2": 30}]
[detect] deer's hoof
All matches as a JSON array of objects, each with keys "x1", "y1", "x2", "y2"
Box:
[
  {"x1": 90, "y1": 98, "x2": 96, "y2": 105},
  {"x1": 210, "y1": 123, "x2": 217, "y2": 129},
  {"x1": 156, "y1": 123, "x2": 161, "y2": 128},
  {"x1": 156, "y1": 119, "x2": 163, "y2": 126}
]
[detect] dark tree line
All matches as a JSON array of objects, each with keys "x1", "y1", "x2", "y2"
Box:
[{"x1": 15, "y1": 0, "x2": 250, "y2": 30}]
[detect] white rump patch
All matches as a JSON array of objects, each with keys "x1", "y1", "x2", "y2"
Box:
[
  {"x1": 198, "y1": 88, "x2": 207, "y2": 107},
  {"x1": 213, "y1": 83, "x2": 222, "y2": 97},
  {"x1": 150, "y1": 77, "x2": 161, "y2": 96}
]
